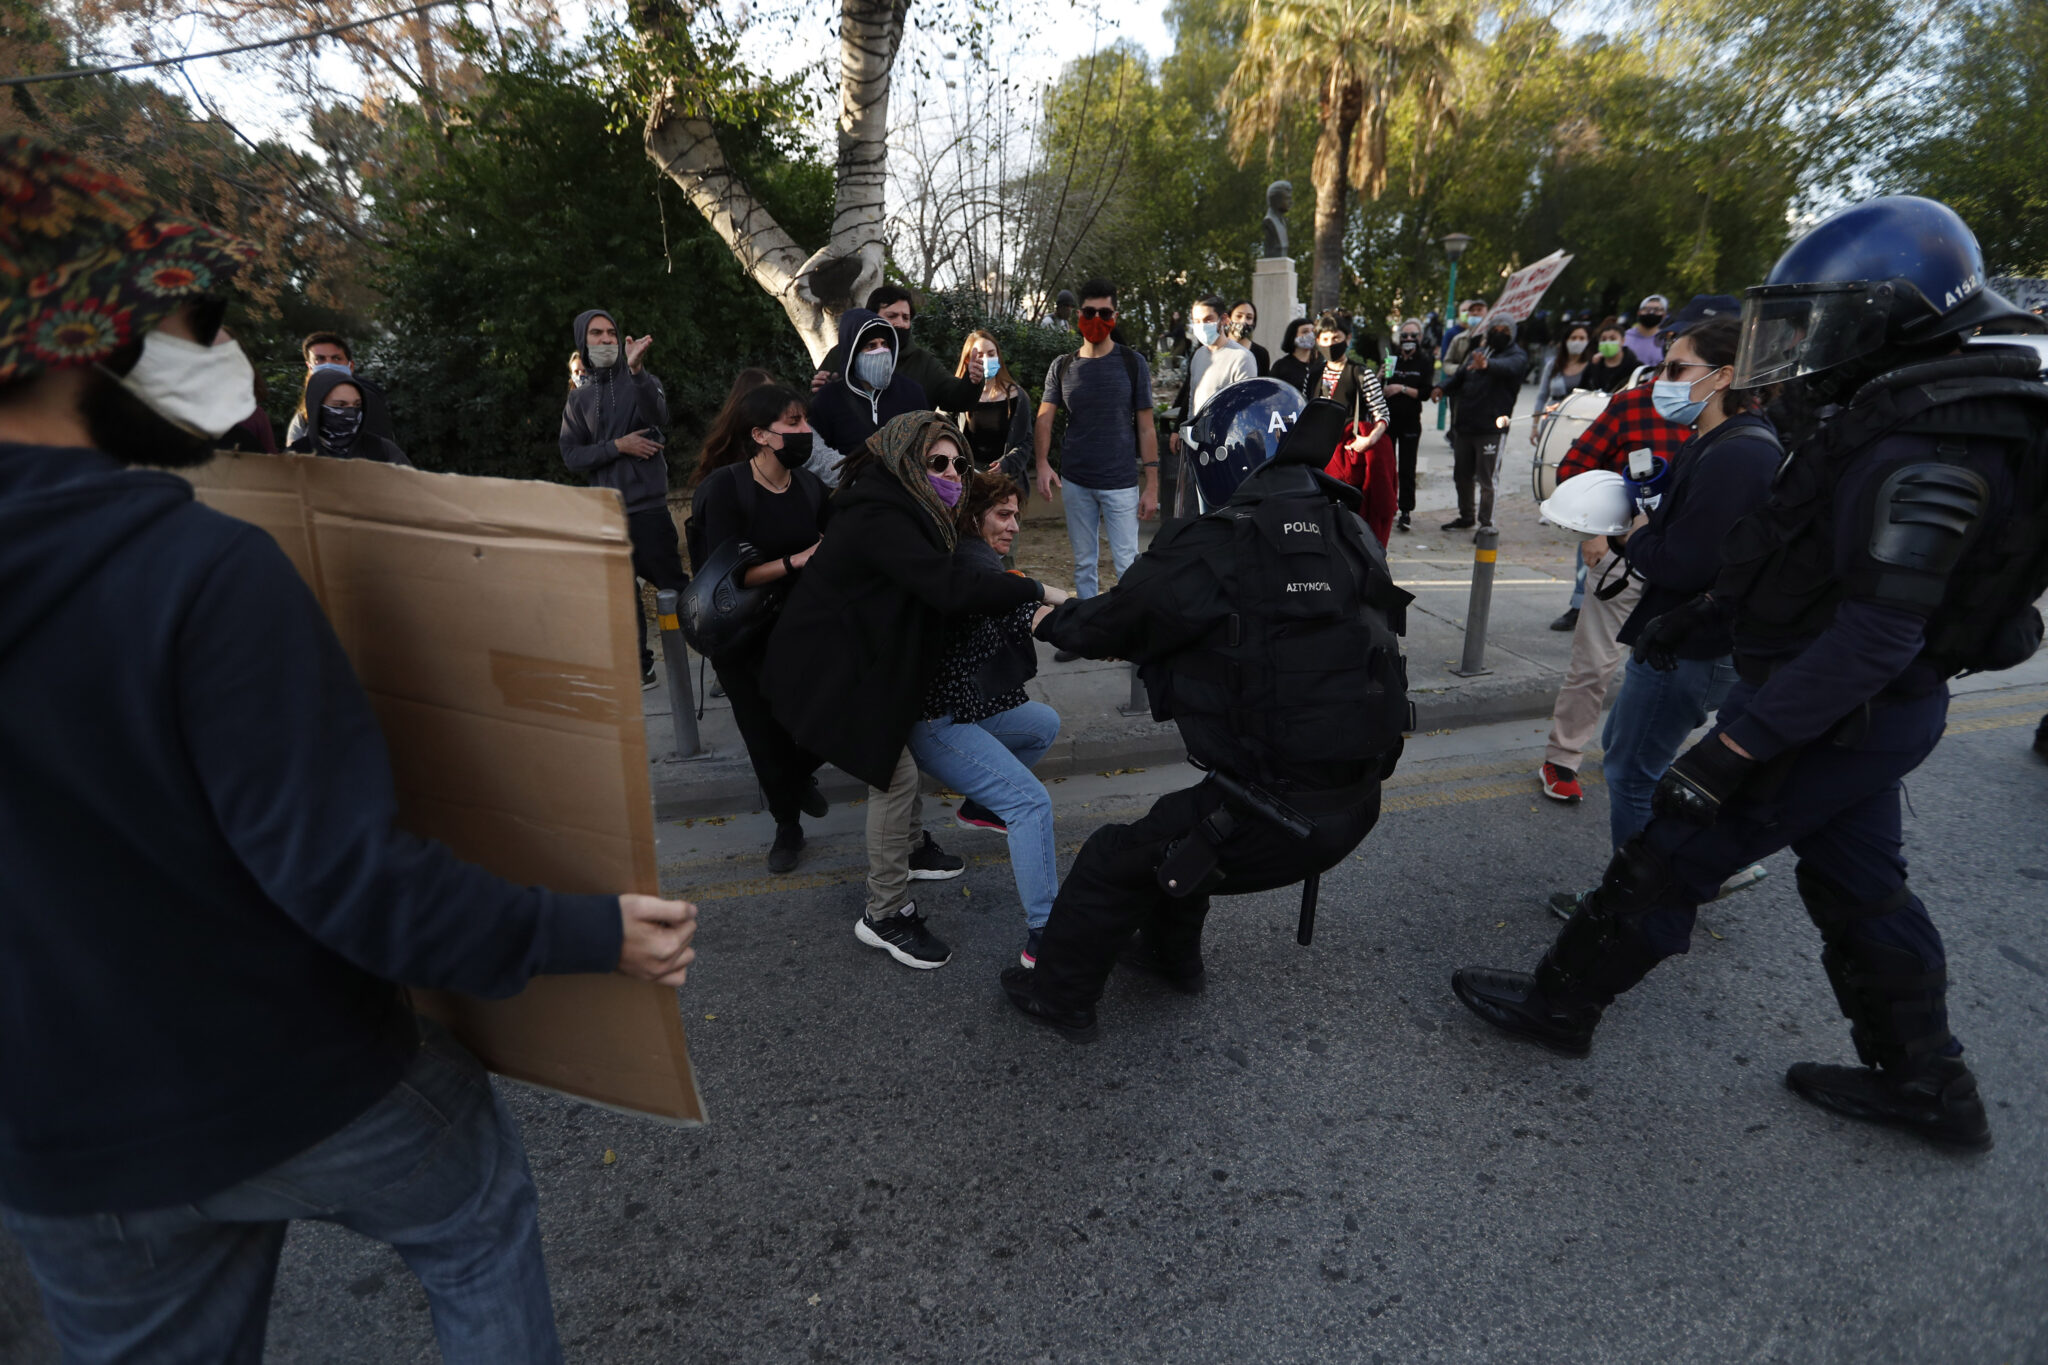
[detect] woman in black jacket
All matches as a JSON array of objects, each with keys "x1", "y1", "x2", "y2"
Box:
[
  {"x1": 286, "y1": 368, "x2": 411, "y2": 466},
  {"x1": 952, "y1": 330, "x2": 1034, "y2": 490},
  {"x1": 692, "y1": 382, "x2": 833, "y2": 873},
  {"x1": 766, "y1": 412, "x2": 1060, "y2": 970}
]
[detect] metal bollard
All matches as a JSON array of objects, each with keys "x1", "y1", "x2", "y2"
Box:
[
  {"x1": 654, "y1": 589, "x2": 712, "y2": 762},
  {"x1": 1117, "y1": 660, "x2": 1151, "y2": 717},
  {"x1": 1451, "y1": 526, "x2": 1499, "y2": 677}
]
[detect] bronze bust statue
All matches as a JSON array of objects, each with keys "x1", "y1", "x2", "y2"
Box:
[{"x1": 1261, "y1": 180, "x2": 1293, "y2": 259}]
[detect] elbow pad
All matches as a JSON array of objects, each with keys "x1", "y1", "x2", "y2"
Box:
[{"x1": 1855, "y1": 461, "x2": 1989, "y2": 614}]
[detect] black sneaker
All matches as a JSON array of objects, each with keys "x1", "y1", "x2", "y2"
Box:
[
  {"x1": 1440, "y1": 517, "x2": 1476, "y2": 532},
  {"x1": 1549, "y1": 607, "x2": 1579, "y2": 632},
  {"x1": 907, "y1": 831, "x2": 965, "y2": 881},
  {"x1": 1396, "y1": 513, "x2": 1412, "y2": 532},
  {"x1": 1118, "y1": 939, "x2": 1205, "y2": 994},
  {"x1": 956, "y1": 799, "x2": 1007, "y2": 834},
  {"x1": 855, "y1": 903, "x2": 951, "y2": 969},
  {"x1": 2034, "y1": 713, "x2": 2048, "y2": 761},
  {"x1": 1450, "y1": 967, "x2": 1601, "y2": 1057},
  {"x1": 1785, "y1": 1055, "x2": 1992, "y2": 1152},
  {"x1": 767, "y1": 821, "x2": 802, "y2": 874},
  {"x1": 1001, "y1": 966, "x2": 1098, "y2": 1042},
  {"x1": 799, "y1": 778, "x2": 829, "y2": 819},
  {"x1": 1053, "y1": 648, "x2": 1082, "y2": 663},
  {"x1": 641, "y1": 663, "x2": 659, "y2": 690},
  {"x1": 1020, "y1": 926, "x2": 1042, "y2": 968}
]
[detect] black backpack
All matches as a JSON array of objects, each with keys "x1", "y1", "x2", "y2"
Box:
[
  {"x1": 1718, "y1": 347, "x2": 2048, "y2": 677},
  {"x1": 1147, "y1": 466, "x2": 1414, "y2": 784}
]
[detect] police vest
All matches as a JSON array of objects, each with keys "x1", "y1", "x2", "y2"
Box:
[
  {"x1": 1718, "y1": 347, "x2": 2048, "y2": 678},
  {"x1": 1146, "y1": 467, "x2": 1414, "y2": 785}
]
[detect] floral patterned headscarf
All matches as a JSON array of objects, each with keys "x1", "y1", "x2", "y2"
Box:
[
  {"x1": 863, "y1": 410, "x2": 962, "y2": 550},
  {"x1": 0, "y1": 134, "x2": 258, "y2": 384}
]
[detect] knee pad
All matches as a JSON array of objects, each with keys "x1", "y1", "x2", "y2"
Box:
[{"x1": 1797, "y1": 862, "x2": 1951, "y2": 1070}]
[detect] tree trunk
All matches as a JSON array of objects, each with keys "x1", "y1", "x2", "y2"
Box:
[
  {"x1": 637, "y1": 0, "x2": 907, "y2": 363},
  {"x1": 1309, "y1": 76, "x2": 1361, "y2": 315}
]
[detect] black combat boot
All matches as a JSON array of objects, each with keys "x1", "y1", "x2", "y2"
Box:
[
  {"x1": 1118, "y1": 939, "x2": 1206, "y2": 995},
  {"x1": 1785, "y1": 1056, "x2": 1992, "y2": 1152},
  {"x1": 1001, "y1": 967, "x2": 1099, "y2": 1043},
  {"x1": 1453, "y1": 839, "x2": 1673, "y2": 1056}
]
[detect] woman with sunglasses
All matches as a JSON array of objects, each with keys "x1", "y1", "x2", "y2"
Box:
[
  {"x1": 765, "y1": 412, "x2": 1066, "y2": 971},
  {"x1": 954, "y1": 331, "x2": 1033, "y2": 490},
  {"x1": 907, "y1": 470, "x2": 1063, "y2": 968},
  {"x1": 1585, "y1": 316, "x2": 1782, "y2": 858}
]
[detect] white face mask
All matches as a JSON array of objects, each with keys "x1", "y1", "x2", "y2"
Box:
[
  {"x1": 586, "y1": 340, "x2": 621, "y2": 370},
  {"x1": 116, "y1": 330, "x2": 256, "y2": 439},
  {"x1": 1566, "y1": 337, "x2": 1588, "y2": 356}
]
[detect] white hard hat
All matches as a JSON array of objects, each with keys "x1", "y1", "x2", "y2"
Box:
[{"x1": 1539, "y1": 469, "x2": 1634, "y2": 539}]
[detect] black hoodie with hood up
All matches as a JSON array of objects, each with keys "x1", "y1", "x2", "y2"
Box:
[
  {"x1": 0, "y1": 439, "x2": 623, "y2": 1216},
  {"x1": 808, "y1": 309, "x2": 929, "y2": 459},
  {"x1": 286, "y1": 366, "x2": 412, "y2": 466},
  {"x1": 561, "y1": 307, "x2": 672, "y2": 514}
]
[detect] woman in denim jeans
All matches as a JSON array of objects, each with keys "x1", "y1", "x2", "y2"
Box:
[{"x1": 909, "y1": 471, "x2": 1065, "y2": 967}]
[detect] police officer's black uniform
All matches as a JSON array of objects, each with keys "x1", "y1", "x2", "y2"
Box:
[
  {"x1": 1003, "y1": 399, "x2": 1413, "y2": 1042},
  {"x1": 1453, "y1": 196, "x2": 2048, "y2": 1151}
]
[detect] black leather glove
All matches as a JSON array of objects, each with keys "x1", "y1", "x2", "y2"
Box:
[
  {"x1": 1631, "y1": 594, "x2": 1723, "y2": 673},
  {"x1": 1652, "y1": 735, "x2": 1757, "y2": 826}
]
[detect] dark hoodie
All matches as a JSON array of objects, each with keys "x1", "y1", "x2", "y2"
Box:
[
  {"x1": 286, "y1": 367, "x2": 412, "y2": 466},
  {"x1": 561, "y1": 307, "x2": 672, "y2": 514},
  {"x1": 1441, "y1": 329, "x2": 1530, "y2": 433},
  {"x1": 0, "y1": 440, "x2": 623, "y2": 1215},
  {"x1": 808, "y1": 309, "x2": 929, "y2": 460}
]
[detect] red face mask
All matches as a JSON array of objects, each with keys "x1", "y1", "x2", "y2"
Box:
[{"x1": 1077, "y1": 314, "x2": 1115, "y2": 345}]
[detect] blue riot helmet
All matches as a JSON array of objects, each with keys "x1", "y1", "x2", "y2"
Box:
[
  {"x1": 1186, "y1": 377, "x2": 1305, "y2": 509},
  {"x1": 1734, "y1": 195, "x2": 2046, "y2": 390}
]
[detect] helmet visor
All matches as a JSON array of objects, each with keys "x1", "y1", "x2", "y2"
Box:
[{"x1": 1734, "y1": 282, "x2": 1890, "y2": 388}]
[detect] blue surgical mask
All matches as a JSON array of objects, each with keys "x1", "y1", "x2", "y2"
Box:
[
  {"x1": 1190, "y1": 320, "x2": 1220, "y2": 345},
  {"x1": 1651, "y1": 378, "x2": 1709, "y2": 426}
]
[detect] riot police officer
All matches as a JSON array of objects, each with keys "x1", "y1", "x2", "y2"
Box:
[
  {"x1": 1452, "y1": 196, "x2": 2048, "y2": 1151},
  {"x1": 1002, "y1": 384, "x2": 1414, "y2": 1042}
]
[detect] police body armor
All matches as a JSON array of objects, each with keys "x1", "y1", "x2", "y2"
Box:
[
  {"x1": 1717, "y1": 346, "x2": 2048, "y2": 678},
  {"x1": 1143, "y1": 460, "x2": 1415, "y2": 787}
]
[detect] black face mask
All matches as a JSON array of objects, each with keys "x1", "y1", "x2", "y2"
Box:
[
  {"x1": 1323, "y1": 340, "x2": 1348, "y2": 362},
  {"x1": 1638, "y1": 314, "x2": 1664, "y2": 330},
  {"x1": 769, "y1": 430, "x2": 814, "y2": 470},
  {"x1": 1487, "y1": 330, "x2": 1512, "y2": 351}
]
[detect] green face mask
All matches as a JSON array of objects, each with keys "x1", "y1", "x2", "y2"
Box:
[{"x1": 1598, "y1": 339, "x2": 1622, "y2": 359}]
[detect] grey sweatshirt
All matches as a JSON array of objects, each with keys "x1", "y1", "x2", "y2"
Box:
[{"x1": 560, "y1": 307, "x2": 672, "y2": 514}]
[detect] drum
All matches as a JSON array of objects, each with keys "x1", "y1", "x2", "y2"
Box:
[{"x1": 1531, "y1": 386, "x2": 1610, "y2": 501}]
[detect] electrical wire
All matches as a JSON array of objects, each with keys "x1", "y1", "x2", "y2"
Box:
[{"x1": 1, "y1": 0, "x2": 459, "y2": 88}]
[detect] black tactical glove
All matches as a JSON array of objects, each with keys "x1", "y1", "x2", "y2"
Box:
[
  {"x1": 1652, "y1": 735, "x2": 1757, "y2": 827},
  {"x1": 1631, "y1": 593, "x2": 1724, "y2": 673}
]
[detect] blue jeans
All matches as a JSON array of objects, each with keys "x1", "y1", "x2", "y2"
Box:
[
  {"x1": 1568, "y1": 556, "x2": 1588, "y2": 611},
  {"x1": 1061, "y1": 482, "x2": 1140, "y2": 598},
  {"x1": 2, "y1": 1021, "x2": 560, "y2": 1365},
  {"x1": 907, "y1": 700, "x2": 1061, "y2": 928},
  {"x1": 1600, "y1": 654, "x2": 1738, "y2": 849}
]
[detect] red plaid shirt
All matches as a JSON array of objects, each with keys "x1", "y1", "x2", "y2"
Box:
[{"x1": 1556, "y1": 382, "x2": 1689, "y2": 481}]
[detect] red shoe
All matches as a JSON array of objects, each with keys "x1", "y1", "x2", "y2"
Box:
[{"x1": 1539, "y1": 762, "x2": 1583, "y2": 803}]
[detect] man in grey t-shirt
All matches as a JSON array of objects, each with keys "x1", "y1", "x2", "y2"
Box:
[{"x1": 1033, "y1": 279, "x2": 1159, "y2": 625}]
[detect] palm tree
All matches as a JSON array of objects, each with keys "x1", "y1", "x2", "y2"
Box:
[{"x1": 1221, "y1": 0, "x2": 1472, "y2": 312}]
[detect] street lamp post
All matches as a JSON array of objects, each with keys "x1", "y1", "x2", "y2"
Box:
[{"x1": 1434, "y1": 231, "x2": 1474, "y2": 432}]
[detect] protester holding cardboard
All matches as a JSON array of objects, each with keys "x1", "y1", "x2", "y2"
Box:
[{"x1": 0, "y1": 134, "x2": 696, "y2": 1365}]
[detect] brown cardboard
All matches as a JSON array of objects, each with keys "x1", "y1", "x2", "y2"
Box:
[{"x1": 184, "y1": 451, "x2": 703, "y2": 1125}]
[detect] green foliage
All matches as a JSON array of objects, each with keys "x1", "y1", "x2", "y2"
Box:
[
  {"x1": 369, "y1": 36, "x2": 828, "y2": 483},
  {"x1": 1884, "y1": 0, "x2": 2048, "y2": 275}
]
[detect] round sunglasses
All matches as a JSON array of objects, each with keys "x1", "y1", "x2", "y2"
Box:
[{"x1": 927, "y1": 452, "x2": 973, "y2": 475}]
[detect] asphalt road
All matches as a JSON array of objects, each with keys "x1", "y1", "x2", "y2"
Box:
[{"x1": 6, "y1": 684, "x2": 2046, "y2": 1364}]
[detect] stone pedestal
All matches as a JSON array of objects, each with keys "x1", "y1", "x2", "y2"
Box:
[{"x1": 1251, "y1": 257, "x2": 1301, "y2": 360}]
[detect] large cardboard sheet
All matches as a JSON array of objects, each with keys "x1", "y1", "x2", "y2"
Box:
[{"x1": 185, "y1": 451, "x2": 703, "y2": 1125}]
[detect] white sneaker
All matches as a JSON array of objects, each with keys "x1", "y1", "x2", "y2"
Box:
[{"x1": 1714, "y1": 863, "x2": 1769, "y2": 900}]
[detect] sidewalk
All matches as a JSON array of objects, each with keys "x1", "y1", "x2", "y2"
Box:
[{"x1": 645, "y1": 385, "x2": 1590, "y2": 817}]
